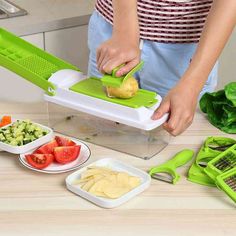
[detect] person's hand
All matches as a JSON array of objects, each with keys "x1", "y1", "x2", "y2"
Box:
[
  {"x1": 152, "y1": 80, "x2": 200, "y2": 136},
  {"x1": 96, "y1": 35, "x2": 140, "y2": 76}
]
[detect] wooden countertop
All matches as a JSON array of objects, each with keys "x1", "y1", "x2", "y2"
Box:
[{"x1": 0, "y1": 102, "x2": 235, "y2": 236}]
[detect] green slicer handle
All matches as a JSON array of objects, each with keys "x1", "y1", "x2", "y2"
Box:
[
  {"x1": 112, "y1": 61, "x2": 144, "y2": 80},
  {"x1": 0, "y1": 28, "x2": 79, "y2": 96},
  {"x1": 149, "y1": 149, "x2": 194, "y2": 184},
  {"x1": 112, "y1": 64, "x2": 125, "y2": 78},
  {"x1": 167, "y1": 149, "x2": 194, "y2": 169},
  {"x1": 102, "y1": 61, "x2": 144, "y2": 87}
]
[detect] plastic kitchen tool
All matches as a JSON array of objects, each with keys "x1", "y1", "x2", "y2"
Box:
[
  {"x1": 204, "y1": 144, "x2": 236, "y2": 181},
  {"x1": 0, "y1": 27, "x2": 79, "y2": 95},
  {"x1": 66, "y1": 158, "x2": 151, "y2": 208},
  {"x1": 0, "y1": 120, "x2": 53, "y2": 154},
  {"x1": 101, "y1": 61, "x2": 144, "y2": 88},
  {"x1": 188, "y1": 136, "x2": 236, "y2": 187},
  {"x1": 0, "y1": 28, "x2": 169, "y2": 131},
  {"x1": 216, "y1": 167, "x2": 236, "y2": 203},
  {"x1": 149, "y1": 149, "x2": 194, "y2": 184},
  {"x1": 70, "y1": 77, "x2": 157, "y2": 109}
]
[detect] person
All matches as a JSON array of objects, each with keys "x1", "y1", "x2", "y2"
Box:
[{"x1": 87, "y1": 0, "x2": 236, "y2": 136}]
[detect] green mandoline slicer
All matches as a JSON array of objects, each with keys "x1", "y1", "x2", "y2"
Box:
[
  {"x1": 204, "y1": 144, "x2": 236, "y2": 181},
  {"x1": 149, "y1": 149, "x2": 194, "y2": 184},
  {"x1": 215, "y1": 167, "x2": 236, "y2": 203},
  {"x1": 101, "y1": 61, "x2": 144, "y2": 88},
  {"x1": 0, "y1": 28, "x2": 169, "y2": 131},
  {"x1": 0, "y1": 28, "x2": 79, "y2": 96}
]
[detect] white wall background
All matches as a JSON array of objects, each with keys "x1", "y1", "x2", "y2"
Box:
[{"x1": 0, "y1": 28, "x2": 235, "y2": 102}]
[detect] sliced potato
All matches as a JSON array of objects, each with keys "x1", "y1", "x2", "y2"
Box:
[
  {"x1": 81, "y1": 179, "x2": 96, "y2": 191},
  {"x1": 129, "y1": 176, "x2": 141, "y2": 188},
  {"x1": 103, "y1": 186, "x2": 131, "y2": 199},
  {"x1": 74, "y1": 166, "x2": 141, "y2": 199}
]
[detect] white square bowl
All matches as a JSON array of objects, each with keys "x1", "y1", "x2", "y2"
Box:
[
  {"x1": 66, "y1": 158, "x2": 151, "y2": 208},
  {"x1": 0, "y1": 120, "x2": 54, "y2": 154}
]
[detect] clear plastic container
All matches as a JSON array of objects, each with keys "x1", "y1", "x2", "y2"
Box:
[{"x1": 47, "y1": 102, "x2": 170, "y2": 160}]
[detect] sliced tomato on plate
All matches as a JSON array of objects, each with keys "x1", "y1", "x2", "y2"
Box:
[
  {"x1": 34, "y1": 139, "x2": 58, "y2": 154},
  {"x1": 55, "y1": 136, "x2": 76, "y2": 147},
  {"x1": 26, "y1": 154, "x2": 54, "y2": 169},
  {"x1": 54, "y1": 145, "x2": 81, "y2": 164}
]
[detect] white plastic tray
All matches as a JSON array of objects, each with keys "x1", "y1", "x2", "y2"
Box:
[
  {"x1": 0, "y1": 120, "x2": 53, "y2": 154},
  {"x1": 66, "y1": 158, "x2": 151, "y2": 208}
]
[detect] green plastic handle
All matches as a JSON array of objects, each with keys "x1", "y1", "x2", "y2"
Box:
[
  {"x1": 149, "y1": 149, "x2": 194, "y2": 184},
  {"x1": 166, "y1": 149, "x2": 194, "y2": 169},
  {"x1": 112, "y1": 61, "x2": 144, "y2": 80}
]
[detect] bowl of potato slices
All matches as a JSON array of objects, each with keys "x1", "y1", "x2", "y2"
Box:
[{"x1": 66, "y1": 158, "x2": 151, "y2": 208}]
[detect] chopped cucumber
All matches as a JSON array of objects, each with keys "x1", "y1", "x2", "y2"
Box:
[{"x1": 0, "y1": 120, "x2": 49, "y2": 146}]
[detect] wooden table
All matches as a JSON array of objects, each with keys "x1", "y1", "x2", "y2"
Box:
[{"x1": 0, "y1": 102, "x2": 235, "y2": 236}]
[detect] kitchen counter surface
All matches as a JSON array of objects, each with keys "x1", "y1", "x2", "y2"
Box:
[
  {"x1": 0, "y1": 102, "x2": 235, "y2": 236},
  {"x1": 0, "y1": 0, "x2": 95, "y2": 36}
]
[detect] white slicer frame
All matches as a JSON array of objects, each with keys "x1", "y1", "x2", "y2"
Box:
[{"x1": 44, "y1": 69, "x2": 168, "y2": 131}]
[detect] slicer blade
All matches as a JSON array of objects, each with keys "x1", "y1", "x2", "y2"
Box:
[{"x1": 151, "y1": 172, "x2": 174, "y2": 184}]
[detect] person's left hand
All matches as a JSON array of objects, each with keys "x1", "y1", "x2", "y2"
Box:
[{"x1": 151, "y1": 80, "x2": 200, "y2": 136}]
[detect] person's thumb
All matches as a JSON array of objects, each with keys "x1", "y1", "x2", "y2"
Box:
[{"x1": 152, "y1": 99, "x2": 170, "y2": 120}]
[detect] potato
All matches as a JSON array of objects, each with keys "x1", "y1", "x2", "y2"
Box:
[
  {"x1": 106, "y1": 77, "x2": 139, "y2": 99},
  {"x1": 74, "y1": 166, "x2": 141, "y2": 199}
]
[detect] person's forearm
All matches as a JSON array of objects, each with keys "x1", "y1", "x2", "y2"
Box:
[
  {"x1": 112, "y1": 0, "x2": 139, "y2": 44},
  {"x1": 181, "y1": 0, "x2": 236, "y2": 92}
]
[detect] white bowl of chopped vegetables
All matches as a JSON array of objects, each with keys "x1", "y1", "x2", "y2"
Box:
[{"x1": 0, "y1": 119, "x2": 53, "y2": 154}]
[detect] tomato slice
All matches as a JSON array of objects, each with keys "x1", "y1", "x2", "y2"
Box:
[
  {"x1": 55, "y1": 136, "x2": 76, "y2": 147},
  {"x1": 34, "y1": 140, "x2": 58, "y2": 154},
  {"x1": 26, "y1": 154, "x2": 54, "y2": 169},
  {"x1": 54, "y1": 145, "x2": 81, "y2": 164}
]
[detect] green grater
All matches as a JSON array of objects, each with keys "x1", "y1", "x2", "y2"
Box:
[
  {"x1": 0, "y1": 27, "x2": 79, "y2": 95},
  {"x1": 70, "y1": 77, "x2": 157, "y2": 108},
  {"x1": 101, "y1": 61, "x2": 144, "y2": 88},
  {"x1": 204, "y1": 144, "x2": 236, "y2": 181},
  {"x1": 215, "y1": 167, "x2": 236, "y2": 203}
]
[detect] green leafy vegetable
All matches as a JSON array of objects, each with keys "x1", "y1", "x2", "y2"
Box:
[{"x1": 200, "y1": 82, "x2": 236, "y2": 134}]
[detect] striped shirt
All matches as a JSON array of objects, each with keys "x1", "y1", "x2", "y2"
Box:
[{"x1": 95, "y1": 0, "x2": 213, "y2": 43}]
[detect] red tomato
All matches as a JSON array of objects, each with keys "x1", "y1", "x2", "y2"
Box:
[
  {"x1": 54, "y1": 145, "x2": 81, "y2": 164},
  {"x1": 26, "y1": 154, "x2": 54, "y2": 169},
  {"x1": 55, "y1": 136, "x2": 76, "y2": 147},
  {"x1": 34, "y1": 140, "x2": 58, "y2": 154}
]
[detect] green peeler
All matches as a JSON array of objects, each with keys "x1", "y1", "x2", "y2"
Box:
[
  {"x1": 101, "y1": 61, "x2": 144, "y2": 88},
  {"x1": 149, "y1": 149, "x2": 194, "y2": 184}
]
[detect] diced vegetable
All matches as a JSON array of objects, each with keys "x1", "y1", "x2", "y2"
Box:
[
  {"x1": 0, "y1": 120, "x2": 49, "y2": 146},
  {"x1": 0, "y1": 116, "x2": 12, "y2": 127}
]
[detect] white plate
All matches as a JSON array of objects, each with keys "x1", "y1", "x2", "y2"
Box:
[
  {"x1": 19, "y1": 138, "x2": 91, "y2": 174},
  {"x1": 0, "y1": 120, "x2": 53, "y2": 154},
  {"x1": 66, "y1": 158, "x2": 151, "y2": 208}
]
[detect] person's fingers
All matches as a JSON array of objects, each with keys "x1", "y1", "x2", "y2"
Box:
[
  {"x1": 152, "y1": 99, "x2": 170, "y2": 120},
  {"x1": 102, "y1": 56, "x2": 127, "y2": 75},
  {"x1": 115, "y1": 58, "x2": 140, "y2": 77},
  {"x1": 165, "y1": 103, "x2": 182, "y2": 130},
  {"x1": 164, "y1": 109, "x2": 194, "y2": 136},
  {"x1": 97, "y1": 49, "x2": 109, "y2": 73}
]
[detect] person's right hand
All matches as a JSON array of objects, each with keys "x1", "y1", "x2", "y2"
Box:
[{"x1": 96, "y1": 35, "x2": 140, "y2": 77}]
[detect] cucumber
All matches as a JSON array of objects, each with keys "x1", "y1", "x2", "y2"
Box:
[{"x1": 0, "y1": 120, "x2": 49, "y2": 146}]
